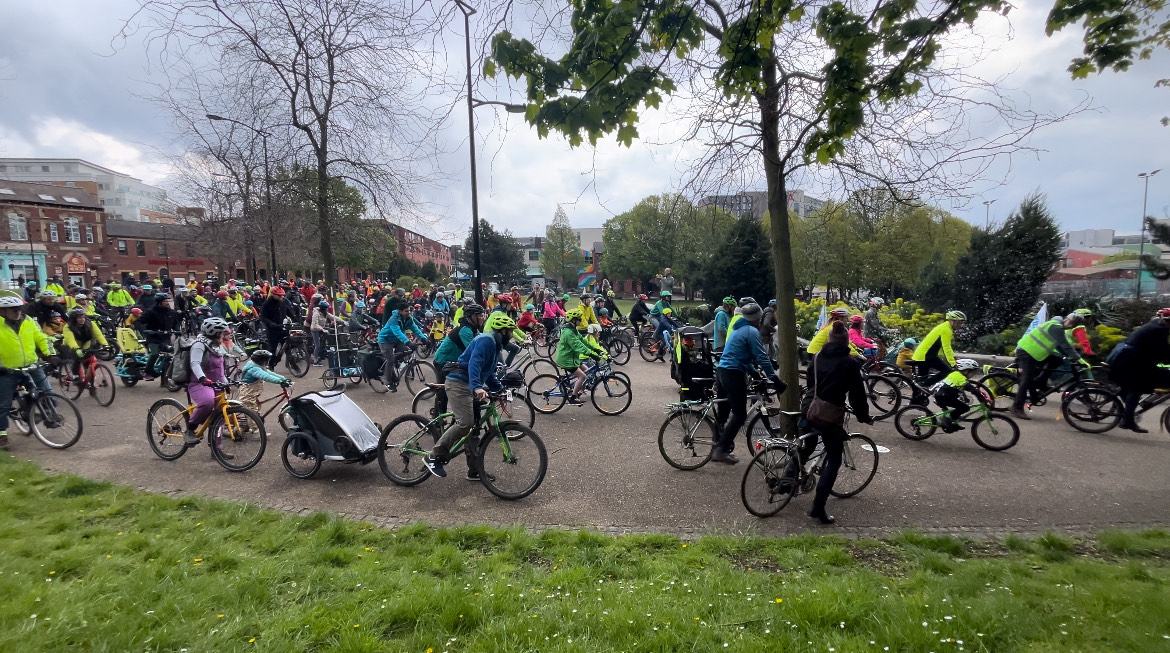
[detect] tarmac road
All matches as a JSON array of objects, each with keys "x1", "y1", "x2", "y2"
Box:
[{"x1": 9, "y1": 356, "x2": 1170, "y2": 537}]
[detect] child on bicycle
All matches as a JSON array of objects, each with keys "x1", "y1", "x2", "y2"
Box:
[
  {"x1": 517, "y1": 304, "x2": 540, "y2": 334},
  {"x1": 238, "y1": 349, "x2": 291, "y2": 430},
  {"x1": 932, "y1": 358, "x2": 981, "y2": 432},
  {"x1": 554, "y1": 308, "x2": 609, "y2": 406},
  {"x1": 61, "y1": 308, "x2": 108, "y2": 382},
  {"x1": 884, "y1": 337, "x2": 917, "y2": 374}
]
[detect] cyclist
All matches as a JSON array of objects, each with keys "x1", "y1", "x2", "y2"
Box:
[
  {"x1": 650, "y1": 290, "x2": 672, "y2": 330},
  {"x1": 848, "y1": 315, "x2": 876, "y2": 353},
  {"x1": 61, "y1": 308, "x2": 108, "y2": 382},
  {"x1": 433, "y1": 303, "x2": 487, "y2": 416},
  {"x1": 138, "y1": 292, "x2": 181, "y2": 382},
  {"x1": 1069, "y1": 308, "x2": 1095, "y2": 356},
  {"x1": 554, "y1": 308, "x2": 609, "y2": 406},
  {"x1": 105, "y1": 282, "x2": 134, "y2": 311},
  {"x1": 1010, "y1": 313, "x2": 1084, "y2": 421},
  {"x1": 185, "y1": 317, "x2": 231, "y2": 449},
  {"x1": 517, "y1": 304, "x2": 540, "y2": 333},
  {"x1": 44, "y1": 276, "x2": 65, "y2": 297},
  {"x1": 135, "y1": 284, "x2": 158, "y2": 311},
  {"x1": 348, "y1": 300, "x2": 379, "y2": 334},
  {"x1": 884, "y1": 337, "x2": 917, "y2": 374},
  {"x1": 211, "y1": 290, "x2": 236, "y2": 320},
  {"x1": 541, "y1": 294, "x2": 565, "y2": 334},
  {"x1": 225, "y1": 288, "x2": 247, "y2": 317},
  {"x1": 378, "y1": 303, "x2": 423, "y2": 392},
  {"x1": 760, "y1": 299, "x2": 778, "y2": 356},
  {"x1": 602, "y1": 290, "x2": 623, "y2": 319},
  {"x1": 423, "y1": 311, "x2": 516, "y2": 479},
  {"x1": 629, "y1": 294, "x2": 651, "y2": 332},
  {"x1": 653, "y1": 307, "x2": 683, "y2": 361},
  {"x1": 237, "y1": 349, "x2": 291, "y2": 429},
  {"x1": 0, "y1": 294, "x2": 58, "y2": 450},
  {"x1": 713, "y1": 297, "x2": 735, "y2": 350},
  {"x1": 432, "y1": 291, "x2": 451, "y2": 316},
  {"x1": 932, "y1": 358, "x2": 981, "y2": 432},
  {"x1": 712, "y1": 302, "x2": 785, "y2": 464},
  {"x1": 336, "y1": 291, "x2": 358, "y2": 319},
  {"x1": 911, "y1": 309, "x2": 965, "y2": 389},
  {"x1": 863, "y1": 297, "x2": 887, "y2": 356},
  {"x1": 1108, "y1": 308, "x2": 1170, "y2": 432},
  {"x1": 806, "y1": 307, "x2": 851, "y2": 355}
]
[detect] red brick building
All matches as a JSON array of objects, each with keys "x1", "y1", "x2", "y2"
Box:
[
  {"x1": 389, "y1": 223, "x2": 451, "y2": 270},
  {"x1": 103, "y1": 220, "x2": 220, "y2": 285},
  {"x1": 0, "y1": 179, "x2": 106, "y2": 288}
]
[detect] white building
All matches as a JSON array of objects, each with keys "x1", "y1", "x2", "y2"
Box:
[
  {"x1": 696, "y1": 189, "x2": 826, "y2": 220},
  {"x1": 0, "y1": 158, "x2": 177, "y2": 223}
]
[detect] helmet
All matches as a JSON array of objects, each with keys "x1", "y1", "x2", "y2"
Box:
[
  {"x1": 318, "y1": 301, "x2": 330, "y2": 309},
  {"x1": 870, "y1": 297, "x2": 885, "y2": 307},
  {"x1": 662, "y1": 307, "x2": 673, "y2": 316},
  {"x1": 829, "y1": 308, "x2": 849, "y2": 318},
  {"x1": 216, "y1": 290, "x2": 229, "y2": 299},
  {"x1": 903, "y1": 338, "x2": 917, "y2": 347},
  {"x1": 245, "y1": 300, "x2": 254, "y2": 307},
  {"x1": 201, "y1": 317, "x2": 230, "y2": 338},
  {"x1": 849, "y1": 314, "x2": 864, "y2": 324},
  {"x1": 562, "y1": 293, "x2": 570, "y2": 301},
  {"x1": 413, "y1": 303, "x2": 422, "y2": 309},
  {"x1": 607, "y1": 290, "x2": 615, "y2": 297},
  {"x1": 356, "y1": 301, "x2": 366, "y2": 309},
  {"x1": 945, "y1": 310, "x2": 967, "y2": 321},
  {"x1": 660, "y1": 290, "x2": 672, "y2": 297},
  {"x1": 1063, "y1": 312, "x2": 1084, "y2": 326},
  {"x1": 768, "y1": 299, "x2": 777, "y2": 307},
  {"x1": 155, "y1": 293, "x2": 172, "y2": 301},
  {"x1": 75, "y1": 292, "x2": 89, "y2": 300},
  {"x1": 723, "y1": 296, "x2": 735, "y2": 305},
  {"x1": 525, "y1": 304, "x2": 535, "y2": 310},
  {"x1": 175, "y1": 287, "x2": 188, "y2": 293},
  {"x1": 38, "y1": 290, "x2": 58, "y2": 300},
  {"x1": 497, "y1": 294, "x2": 513, "y2": 304},
  {"x1": 463, "y1": 303, "x2": 486, "y2": 317},
  {"x1": 565, "y1": 308, "x2": 585, "y2": 321},
  {"x1": 141, "y1": 284, "x2": 152, "y2": 290},
  {"x1": 109, "y1": 282, "x2": 121, "y2": 289},
  {"x1": 587, "y1": 323, "x2": 602, "y2": 334},
  {"x1": 0, "y1": 295, "x2": 26, "y2": 308},
  {"x1": 228, "y1": 287, "x2": 238, "y2": 293},
  {"x1": 956, "y1": 359, "x2": 979, "y2": 371},
  {"x1": 425, "y1": 310, "x2": 435, "y2": 319},
  {"x1": 273, "y1": 287, "x2": 286, "y2": 296},
  {"x1": 1073, "y1": 308, "x2": 1092, "y2": 317},
  {"x1": 598, "y1": 308, "x2": 609, "y2": 316},
  {"x1": 1158, "y1": 308, "x2": 1170, "y2": 319},
  {"x1": 250, "y1": 349, "x2": 273, "y2": 364},
  {"x1": 484, "y1": 312, "x2": 516, "y2": 332},
  {"x1": 638, "y1": 294, "x2": 648, "y2": 300},
  {"x1": 739, "y1": 296, "x2": 757, "y2": 307},
  {"x1": 130, "y1": 307, "x2": 143, "y2": 316}
]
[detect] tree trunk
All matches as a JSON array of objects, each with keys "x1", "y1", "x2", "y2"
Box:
[{"x1": 316, "y1": 152, "x2": 335, "y2": 290}]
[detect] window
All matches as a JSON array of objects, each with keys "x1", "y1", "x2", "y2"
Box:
[
  {"x1": 117, "y1": 240, "x2": 127, "y2": 255},
  {"x1": 41, "y1": 165, "x2": 50, "y2": 172},
  {"x1": 65, "y1": 182, "x2": 75, "y2": 187},
  {"x1": 97, "y1": 183, "x2": 108, "y2": 191},
  {"x1": 135, "y1": 240, "x2": 145, "y2": 256},
  {"x1": 63, "y1": 197, "x2": 79, "y2": 203},
  {"x1": 0, "y1": 188, "x2": 14, "y2": 195},
  {"x1": 528, "y1": 250, "x2": 540, "y2": 261},
  {"x1": 8, "y1": 212, "x2": 27, "y2": 241},
  {"x1": 85, "y1": 225, "x2": 94, "y2": 244},
  {"x1": 63, "y1": 165, "x2": 77, "y2": 173},
  {"x1": 49, "y1": 223, "x2": 58, "y2": 242},
  {"x1": 64, "y1": 217, "x2": 80, "y2": 243},
  {"x1": 38, "y1": 194, "x2": 55, "y2": 201},
  {"x1": 157, "y1": 241, "x2": 167, "y2": 256}
]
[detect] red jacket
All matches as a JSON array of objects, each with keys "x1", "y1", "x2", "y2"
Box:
[
  {"x1": 301, "y1": 286, "x2": 316, "y2": 304},
  {"x1": 517, "y1": 312, "x2": 539, "y2": 331}
]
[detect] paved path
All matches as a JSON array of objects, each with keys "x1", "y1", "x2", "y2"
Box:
[{"x1": 9, "y1": 358, "x2": 1170, "y2": 538}]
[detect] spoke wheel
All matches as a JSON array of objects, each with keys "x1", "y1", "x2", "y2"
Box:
[
  {"x1": 496, "y1": 395, "x2": 536, "y2": 428},
  {"x1": 744, "y1": 411, "x2": 783, "y2": 454},
  {"x1": 281, "y1": 432, "x2": 322, "y2": 479},
  {"x1": 209, "y1": 405, "x2": 267, "y2": 471},
  {"x1": 285, "y1": 346, "x2": 310, "y2": 378},
  {"x1": 638, "y1": 337, "x2": 662, "y2": 362},
  {"x1": 970, "y1": 413, "x2": 1020, "y2": 451},
  {"x1": 740, "y1": 445, "x2": 798, "y2": 518},
  {"x1": 477, "y1": 422, "x2": 548, "y2": 500},
  {"x1": 54, "y1": 372, "x2": 83, "y2": 400},
  {"x1": 321, "y1": 369, "x2": 338, "y2": 390},
  {"x1": 607, "y1": 340, "x2": 631, "y2": 365},
  {"x1": 657, "y1": 409, "x2": 716, "y2": 470},
  {"x1": 521, "y1": 358, "x2": 557, "y2": 383},
  {"x1": 403, "y1": 361, "x2": 437, "y2": 396},
  {"x1": 864, "y1": 374, "x2": 901, "y2": 420},
  {"x1": 368, "y1": 372, "x2": 389, "y2": 394},
  {"x1": 1062, "y1": 387, "x2": 1122, "y2": 434},
  {"x1": 526, "y1": 374, "x2": 566, "y2": 414},
  {"x1": 146, "y1": 398, "x2": 189, "y2": 460},
  {"x1": 980, "y1": 372, "x2": 1017, "y2": 411},
  {"x1": 161, "y1": 359, "x2": 181, "y2": 392},
  {"x1": 591, "y1": 375, "x2": 632, "y2": 415},
  {"x1": 894, "y1": 405, "x2": 937, "y2": 440},
  {"x1": 30, "y1": 393, "x2": 83, "y2": 449},
  {"x1": 377, "y1": 414, "x2": 438, "y2": 486},
  {"x1": 411, "y1": 387, "x2": 439, "y2": 419},
  {"x1": 829, "y1": 434, "x2": 879, "y2": 498},
  {"x1": 91, "y1": 364, "x2": 116, "y2": 407},
  {"x1": 278, "y1": 407, "x2": 294, "y2": 433}
]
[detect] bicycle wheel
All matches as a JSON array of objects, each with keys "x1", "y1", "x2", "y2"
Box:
[
  {"x1": 638, "y1": 338, "x2": 661, "y2": 362},
  {"x1": 591, "y1": 375, "x2": 632, "y2": 415},
  {"x1": 285, "y1": 344, "x2": 310, "y2": 378},
  {"x1": 377, "y1": 414, "x2": 438, "y2": 486},
  {"x1": 607, "y1": 340, "x2": 631, "y2": 365},
  {"x1": 497, "y1": 395, "x2": 536, "y2": 428},
  {"x1": 540, "y1": 335, "x2": 559, "y2": 359},
  {"x1": 521, "y1": 358, "x2": 558, "y2": 383},
  {"x1": 29, "y1": 393, "x2": 83, "y2": 450},
  {"x1": 368, "y1": 371, "x2": 388, "y2": 394},
  {"x1": 161, "y1": 359, "x2": 181, "y2": 392},
  {"x1": 90, "y1": 364, "x2": 116, "y2": 407},
  {"x1": 146, "y1": 398, "x2": 190, "y2": 460},
  {"x1": 347, "y1": 368, "x2": 364, "y2": 384},
  {"x1": 741, "y1": 445, "x2": 798, "y2": 518},
  {"x1": 403, "y1": 361, "x2": 437, "y2": 396},
  {"x1": 970, "y1": 414, "x2": 1020, "y2": 451},
  {"x1": 864, "y1": 374, "x2": 901, "y2": 420},
  {"x1": 54, "y1": 372, "x2": 83, "y2": 400},
  {"x1": 744, "y1": 411, "x2": 782, "y2": 454},
  {"x1": 829, "y1": 434, "x2": 879, "y2": 498},
  {"x1": 411, "y1": 387, "x2": 439, "y2": 419},
  {"x1": 209, "y1": 405, "x2": 267, "y2": 471},
  {"x1": 321, "y1": 369, "x2": 338, "y2": 390},
  {"x1": 981, "y1": 372, "x2": 1017, "y2": 410},
  {"x1": 278, "y1": 407, "x2": 294, "y2": 433},
  {"x1": 657, "y1": 409, "x2": 717, "y2": 470},
  {"x1": 894, "y1": 405, "x2": 937, "y2": 440},
  {"x1": 527, "y1": 374, "x2": 567, "y2": 414},
  {"x1": 1061, "y1": 386, "x2": 1122, "y2": 434},
  {"x1": 281, "y1": 432, "x2": 322, "y2": 479},
  {"x1": 477, "y1": 422, "x2": 548, "y2": 500}
]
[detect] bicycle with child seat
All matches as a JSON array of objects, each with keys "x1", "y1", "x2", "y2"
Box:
[
  {"x1": 740, "y1": 410, "x2": 880, "y2": 518},
  {"x1": 657, "y1": 377, "x2": 781, "y2": 470},
  {"x1": 54, "y1": 350, "x2": 116, "y2": 406},
  {"x1": 893, "y1": 383, "x2": 1020, "y2": 451},
  {"x1": 8, "y1": 365, "x2": 84, "y2": 449},
  {"x1": 978, "y1": 358, "x2": 1103, "y2": 412},
  {"x1": 1060, "y1": 383, "x2": 1170, "y2": 434},
  {"x1": 377, "y1": 393, "x2": 548, "y2": 500},
  {"x1": 527, "y1": 360, "x2": 633, "y2": 415},
  {"x1": 145, "y1": 380, "x2": 267, "y2": 471}
]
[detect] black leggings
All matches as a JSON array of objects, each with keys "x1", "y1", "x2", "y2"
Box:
[
  {"x1": 714, "y1": 368, "x2": 747, "y2": 454},
  {"x1": 811, "y1": 426, "x2": 846, "y2": 515}
]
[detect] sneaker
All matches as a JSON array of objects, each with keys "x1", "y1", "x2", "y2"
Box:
[
  {"x1": 142, "y1": 375, "x2": 157, "y2": 382},
  {"x1": 710, "y1": 449, "x2": 739, "y2": 465},
  {"x1": 183, "y1": 429, "x2": 201, "y2": 445},
  {"x1": 566, "y1": 395, "x2": 584, "y2": 406},
  {"x1": 423, "y1": 454, "x2": 447, "y2": 478},
  {"x1": 216, "y1": 448, "x2": 235, "y2": 460},
  {"x1": 465, "y1": 469, "x2": 481, "y2": 481},
  {"x1": 1009, "y1": 405, "x2": 1031, "y2": 421}
]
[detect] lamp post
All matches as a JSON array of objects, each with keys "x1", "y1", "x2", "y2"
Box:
[
  {"x1": 160, "y1": 222, "x2": 171, "y2": 276},
  {"x1": 982, "y1": 199, "x2": 996, "y2": 229},
  {"x1": 1135, "y1": 169, "x2": 1161, "y2": 299},
  {"x1": 207, "y1": 114, "x2": 275, "y2": 282}
]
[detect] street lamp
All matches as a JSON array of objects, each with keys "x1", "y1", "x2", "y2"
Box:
[
  {"x1": 1135, "y1": 169, "x2": 1161, "y2": 299},
  {"x1": 207, "y1": 113, "x2": 276, "y2": 283},
  {"x1": 982, "y1": 199, "x2": 996, "y2": 229},
  {"x1": 453, "y1": 0, "x2": 525, "y2": 304}
]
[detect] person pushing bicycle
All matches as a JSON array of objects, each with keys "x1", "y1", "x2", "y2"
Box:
[
  {"x1": 711, "y1": 302, "x2": 786, "y2": 464},
  {"x1": 0, "y1": 294, "x2": 58, "y2": 450}
]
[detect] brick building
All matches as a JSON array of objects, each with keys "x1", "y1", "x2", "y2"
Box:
[
  {"x1": 0, "y1": 179, "x2": 106, "y2": 288},
  {"x1": 389, "y1": 223, "x2": 451, "y2": 270},
  {"x1": 103, "y1": 220, "x2": 220, "y2": 285}
]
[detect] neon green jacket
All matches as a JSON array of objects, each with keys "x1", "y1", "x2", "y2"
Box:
[
  {"x1": 1016, "y1": 319, "x2": 1075, "y2": 362},
  {"x1": 0, "y1": 316, "x2": 53, "y2": 368},
  {"x1": 913, "y1": 322, "x2": 955, "y2": 366},
  {"x1": 106, "y1": 289, "x2": 134, "y2": 307},
  {"x1": 554, "y1": 326, "x2": 606, "y2": 370}
]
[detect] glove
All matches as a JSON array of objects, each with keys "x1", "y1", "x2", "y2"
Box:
[
  {"x1": 48, "y1": 355, "x2": 63, "y2": 367},
  {"x1": 75, "y1": 349, "x2": 84, "y2": 357},
  {"x1": 770, "y1": 377, "x2": 788, "y2": 395},
  {"x1": 200, "y1": 377, "x2": 216, "y2": 387},
  {"x1": 280, "y1": 380, "x2": 292, "y2": 388}
]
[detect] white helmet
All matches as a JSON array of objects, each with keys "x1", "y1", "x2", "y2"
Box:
[
  {"x1": 870, "y1": 297, "x2": 884, "y2": 307},
  {"x1": 201, "y1": 317, "x2": 230, "y2": 338},
  {"x1": 0, "y1": 294, "x2": 26, "y2": 308},
  {"x1": 38, "y1": 290, "x2": 58, "y2": 300},
  {"x1": 955, "y1": 359, "x2": 978, "y2": 371},
  {"x1": 587, "y1": 323, "x2": 602, "y2": 334}
]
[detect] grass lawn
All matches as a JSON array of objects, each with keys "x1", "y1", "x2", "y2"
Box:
[
  {"x1": 2, "y1": 455, "x2": 1169, "y2": 652},
  {"x1": 611, "y1": 298, "x2": 707, "y2": 316}
]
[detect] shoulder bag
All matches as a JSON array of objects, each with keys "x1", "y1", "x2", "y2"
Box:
[{"x1": 806, "y1": 353, "x2": 846, "y2": 429}]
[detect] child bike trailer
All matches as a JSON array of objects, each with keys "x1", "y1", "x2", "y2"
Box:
[
  {"x1": 671, "y1": 325, "x2": 715, "y2": 401},
  {"x1": 280, "y1": 387, "x2": 382, "y2": 478}
]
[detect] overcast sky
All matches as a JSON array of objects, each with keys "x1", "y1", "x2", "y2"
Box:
[{"x1": 0, "y1": 0, "x2": 1165, "y2": 244}]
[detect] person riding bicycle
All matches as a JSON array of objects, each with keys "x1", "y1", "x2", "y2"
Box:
[
  {"x1": 259, "y1": 287, "x2": 293, "y2": 368},
  {"x1": 1108, "y1": 308, "x2": 1170, "y2": 432},
  {"x1": 554, "y1": 308, "x2": 609, "y2": 406},
  {"x1": 806, "y1": 307, "x2": 851, "y2": 355},
  {"x1": 713, "y1": 296, "x2": 736, "y2": 350},
  {"x1": 433, "y1": 303, "x2": 487, "y2": 416},
  {"x1": 378, "y1": 303, "x2": 423, "y2": 392},
  {"x1": 848, "y1": 315, "x2": 876, "y2": 354},
  {"x1": 26, "y1": 290, "x2": 67, "y2": 333},
  {"x1": 1068, "y1": 308, "x2": 1095, "y2": 356},
  {"x1": 211, "y1": 290, "x2": 236, "y2": 321},
  {"x1": 863, "y1": 297, "x2": 887, "y2": 355},
  {"x1": 517, "y1": 304, "x2": 540, "y2": 333},
  {"x1": 225, "y1": 288, "x2": 247, "y2": 317},
  {"x1": 237, "y1": 349, "x2": 291, "y2": 428},
  {"x1": 137, "y1": 292, "x2": 181, "y2": 382},
  {"x1": 884, "y1": 338, "x2": 917, "y2": 374},
  {"x1": 602, "y1": 290, "x2": 623, "y2": 319},
  {"x1": 629, "y1": 294, "x2": 651, "y2": 331},
  {"x1": 432, "y1": 292, "x2": 451, "y2": 316},
  {"x1": 61, "y1": 308, "x2": 108, "y2": 382},
  {"x1": 423, "y1": 311, "x2": 516, "y2": 479},
  {"x1": 911, "y1": 310, "x2": 966, "y2": 391},
  {"x1": 1010, "y1": 313, "x2": 1085, "y2": 421},
  {"x1": 105, "y1": 282, "x2": 134, "y2": 310},
  {"x1": 650, "y1": 290, "x2": 672, "y2": 330},
  {"x1": 185, "y1": 317, "x2": 232, "y2": 449},
  {"x1": 932, "y1": 358, "x2": 981, "y2": 432},
  {"x1": 652, "y1": 307, "x2": 682, "y2": 361},
  {"x1": 348, "y1": 300, "x2": 380, "y2": 334},
  {"x1": 712, "y1": 302, "x2": 786, "y2": 465},
  {"x1": 0, "y1": 294, "x2": 58, "y2": 450},
  {"x1": 135, "y1": 285, "x2": 158, "y2": 312},
  {"x1": 541, "y1": 294, "x2": 565, "y2": 334}
]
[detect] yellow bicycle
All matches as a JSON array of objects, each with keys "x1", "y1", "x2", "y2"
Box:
[{"x1": 146, "y1": 381, "x2": 267, "y2": 471}]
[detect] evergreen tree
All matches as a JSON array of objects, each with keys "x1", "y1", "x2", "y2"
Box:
[
  {"x1": 419, "y1": 261, "x2": 438, "y2": 282},
  {"x1": 461, "y1": 220, "x2": 525, "y2": 285},
  {"x1": 691, "y1": 216, "x2": 775, "y2": 303},
  {"x1": 542, "y1": 206, "x2": 584, "y2": 289}
]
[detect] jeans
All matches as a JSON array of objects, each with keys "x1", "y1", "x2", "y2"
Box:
[
  {"x1": 653, "y1": 321, "x2": 673, "y2": 356},
  {"x1": 810, "y1": 425, "x2": 846, "y2": 516},
  {"x1": 379, "y1": 340, "x2": 414, "y2": 386},
  {"x1": 502, "y1": 340, "x2": 520, "y2": 368},
  {"x1": 433, "y1": 378, "x2": 475, "y2": 461},
  {"x1": 311, "y1": 331, "x2": 327, "y2": 363},
  {"x1": 714, "y1": 368, "x2": 747, "y2": 454},
  {"x1": 0, "y1": 369, "x2": 48, "y2": 433}
]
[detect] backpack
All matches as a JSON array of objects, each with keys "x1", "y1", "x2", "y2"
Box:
[{"x1": 169, "y1": 336, "x2": 207, "y2": 385}]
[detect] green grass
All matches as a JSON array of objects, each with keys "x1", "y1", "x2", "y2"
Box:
[
  {"x1": 2, "y1": 455, "x2": 1170, "y2": 652},
  {"x1": 611, "y1": 298, "x2": 706, "y2": 316}
]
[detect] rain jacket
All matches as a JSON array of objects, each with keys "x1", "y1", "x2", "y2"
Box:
[
  {"x1": 554, "y1": 326, "x2": 606, "y2": 370},
  {"x1": 913, "y1": 321, "x2": 956, "y2": 366},
  {"x1": 716, "y1": 319, "x2": 777, "y2": 380},
  {"x1": 0, "y1": 316, "x2": 54, "y2": 368}
]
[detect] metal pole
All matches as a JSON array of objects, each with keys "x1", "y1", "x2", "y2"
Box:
[
  {"x1": 263, "y1": 132, "x2": 277, "y2": 283},
  {"x1": 982, "y1": 199, "x2": 995, "y2": 229},
  {"x1": 456, "y1": 0, "x2": 484, "y2": 306},
  {"x1": 1136, "y1": 169, "x2": 1161, "y2": 300}
]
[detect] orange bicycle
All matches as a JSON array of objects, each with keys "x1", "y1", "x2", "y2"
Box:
[{"x1": 55, "y1": 350, "x2": 116, "y2": 406}]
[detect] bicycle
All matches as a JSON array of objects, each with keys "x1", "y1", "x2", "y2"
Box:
[
  {"x1": 893, "y1": 384, "x2": 1020, "y2": 451},
  {"x1": 657, "y1": 377, "x2": 780, "y2": 470},
  {"x1": 368, "y1": 343, "x2": 437, "y2": 395},
  {"x1": 979, "y1": 359, "x2": 1101, "y2": 412},
  {"x1": 54, "y1": 350, "x2": 116, "y2": 406},
  {"x1": 1060, "y1": 384, "x2": 1170, "y2": 434},
  {"x1": 250, "y1": 382, "x2": 295, "y2": 433},
  {"x1": 377, "y1": 392, "x2": 548, "y2": 500},
  {"x1": 508, "y1": 342, "x2": 558, "y2": 383},
  {"x1": 412, "y1": 379, "x2": 536, "y2": 428},
  {"x1": 740, "y1": 411, "x2": 879, "y2": 518},
  {"x1": 145, "y1": 380, "x2": 267, "y2": 471},
  {"x1": 527, "y1": 360, "x2": 633, "y2": 415},
  {"x1": 638, "y1": 328, "x2": 670, "y2": 362},
  {"x1": 273, "y1": 326, "x2": 311, "y2": 378},
  {"x1": 7, "y1": 365, "x2": 84, "y2": 449}
]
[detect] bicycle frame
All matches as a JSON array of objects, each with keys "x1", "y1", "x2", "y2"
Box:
[
  {"x1": 254, "y1": 386, "x2": 291, "y2": 420},
  {"x1": 159, "y1": 389, "x2": 247, "y2": 441},
  {"x1": 399, "y1": 398, "x2": 514, "y2": 461}
]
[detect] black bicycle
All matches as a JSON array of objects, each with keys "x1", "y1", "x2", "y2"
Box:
[{"x1": 8, "y1": 365, "x2": 84, "y2": 449}]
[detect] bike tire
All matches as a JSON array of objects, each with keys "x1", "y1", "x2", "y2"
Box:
[
  {"x1": 591, "y1": 375, "x2": 632, "y2": 415},
  {"x1": 161, "y1": 359, "x2": 181, "y2": 392},
  {"x1": 29, "y1": 393, "x2": 83, "y2": 449},
  {"x1": 638, "y1": 337, "x2": 662, "y2": 362},
  {"x1": 980, "y1": 372, "x2": 1017, "y2": 410},
  {"x1": 55, "y1": 372, "x2": 84, "y2": 401},
  {"x1": 411, "y1": 387, "x2": 439, "y2": 419},
  {"x1": 209, "y1": 405, "x2": 267, "y2": 471},
  {"x1": 91, "y1": 364, "x2": 116, "y2": 407},
  {"x1": 829, "y1": 434, "x2": 879, "y2": 498},
  {"x1": 526, "y1": 374, "x2": 566, "y2": 414},
  {"x1": 970, "y1": 413, "x2": 1020, "y2": 451},
  {"x1": 120, "y1": 375, "x2": 140, "y2": 387},
  {"x1": 657, "y1": 408, "x2": 717, "y2": 470},
  {"x1": 278, "y1": 407, "x2": 294, "y2": 433},
  {"x1": 368, "y1": 373, "x2": 388, "y2": 394},
  {"x1": 894, "y1": 405, "x2": 937, "y2": 440},
  {"x1": 95, "y1": 345, "x2": 117, "y2": 361},
  {"x1": 864, "y1": 374, "x2": 901, "y2": 421},
  {"x1": 403, "y1": 361, "x2": 437, "y2": 396},
  {"x1": 1061, "y1": 386, "x2": 1123, "y2": 434},
  {"x1": 146, "y1": 398, "x2": 190, "y2": 460},
  {"x1": 497, "y1": 395, "x2": 537, "y2": 429},
  {"x1": 285, "y1": 344, "x2": 310, "y2": 378},
  {"x1": 477, "y1": 422, "x2": 548, "y2": 500},
  {"x1": 743, "y1": 411, "x2": 782, "y2": 455},
  {"x1": 521, "y1": 358, "x2": 558, "y2": 383},
  {"x1": 741, "y1": 444, "x2": 798, "y2": 518},
  {"x1": 321, "y1": 369, "x2": 338, "y2": 390},
  {"x1": 377, "y1": 414, "x2": 438, "y2": 486},
  {"x1": 608, "y1": 340, "x2": 631, "y2": 366},
  {"x1": 281, "y1": 432, "x2": 322, "y2": 479}
]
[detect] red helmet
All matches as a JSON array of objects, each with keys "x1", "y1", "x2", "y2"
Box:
[
  {"x1": 1158, "y1": 308, "x2": 1170, "y2": 319},
  {"x1": 497, "y1": 294, "x2": 513, "y2": 303},
  {"x1": 849, "y1": 314, "x2": 864, "y2": 324},
  {"x1": 273, "y1": 287, "x2": 286, "y2": 296},
  {"x1": 413, "y1": 303, "x2": 422, "y2": 309},
  {"x1": 638, "y1": 294, "x2": 648, "y2": 300},
  {"x1": 130, "y1": 307, "x2": 143, "y2": 316},
  {"x1": 217, "y1": 290, "x2": 228, "y2": 299}
]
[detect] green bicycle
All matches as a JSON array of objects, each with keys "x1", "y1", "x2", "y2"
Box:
[
  {"x1": 893, "y1": 387, "x2": 1020, "y2": 451},
  {"x1": 376, "y1": 391, "x2": 548, "y2": 500}
]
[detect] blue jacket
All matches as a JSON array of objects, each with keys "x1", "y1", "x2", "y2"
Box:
[
  {"x1": 713, "y1": 308, "x2": 731, "y2": 349},
  {"x1": 446, "y1": 333, "x2": 503, "y2": 392},
  {"x1": 716, "y1": 319, "x2": 777, "y2": 379},
  {"x1": 378, "y1": 311, "x2": 422, "y2": 344},
  {"x1": 432, "y1": 298, "x2": 450, "y2": 313},
  {"x1": 240, "y1": 360, "x2": 288, "y2": 385}
]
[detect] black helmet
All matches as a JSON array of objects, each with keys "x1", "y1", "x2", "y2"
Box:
[
  {"x1": 462, "y1": 303, "x2": 486, "y2": 317},
  {"x1": 67, "y1": 308, "x2": 87, "y2": 320},
  {"x1": 155, "y1": 292, "x2": 172, "y2": 301},
  {"x1": 251, "y1": 349, "x2": 273, "y2": 364}
]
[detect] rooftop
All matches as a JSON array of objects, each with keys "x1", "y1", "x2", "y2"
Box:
[{"x1": 0, "y1": 179, "x2": 102, "y2": 210}]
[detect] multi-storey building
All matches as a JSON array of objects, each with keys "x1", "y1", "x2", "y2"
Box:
[
  {"x1": 697, "y1": 189, "x2": 826, "y2": 220},
  {"x1": 0, "y1": 158, "x2": 178, "y2": 223},
  {"x1": 0, "y1": 179, "x2": 107, "y2": 288},
  {"x1": 388, "y1": 223, "x2": 451, "y2": 270}
]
